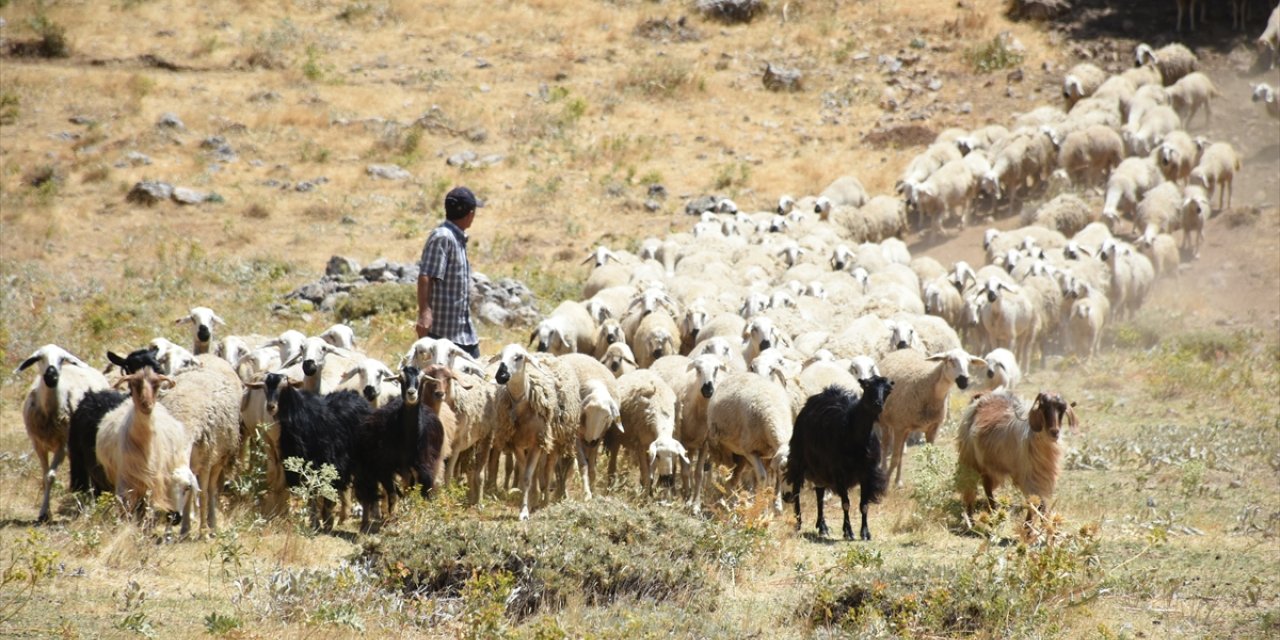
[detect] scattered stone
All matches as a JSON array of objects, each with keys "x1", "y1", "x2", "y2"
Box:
[
  {"x1": 927, "y1": 78, "x2": 943, "y2": 91},
  {"x1": 957, "y1": 102, "x2": 973, "y2": 114},
  {"x1": 248, "y1": 90, "x2": 281, "y2": 102},
  {"x1": 366, "y1": 163, "x2": 412, "y2": 180},
  {"x1": 124, "y1": 151, "x2": 153, "y2": 166},
  {"x1": 1007, "y1": 68, "x2": 1024, "y2": 83},
  {"x1": 172, "y1": 187, "x2": 209, "y2": 204},
  {"x1": 697, "y1": 0, "x2": 765, "y2": 24},
  {"x1": 647, "y1": 184, "x2": 668, "y2": 200},
  {"x1": 69, "y1": 115, "x2": 95, "y2": 126},
  {"x1": 475, "y1": 59, "x2": 491, "y2": 69},
  {"x1": 684, "y1": 195, "x2": 720, "y2": 215},
  {"x1": 156, "y1": 112, "x2": 185, "y2": 129},
  {"x1": 634, "y1": 16, "x2": 703, "y2": 43},
  {"x1": 360, "y1": 258, "x2": 394, "y2": 282},
  {"x1": 201, "y1": 136, "x2": 237, "y2": 162},
  {"x1": 326, "y1": 255, "x2": 361, "y2": 277},
  {"x1": 447, "y1": 150, "x2": 477, "y2": 167},
  {"x1": 126, "y1": 181, "x2": 173, "y2": 205},
  {"x1": 644, "y1": 199, "x2": 662, "y2": 212},
  {"x1": 762, "y1": 62, "x2": 803, "y2": 92}
]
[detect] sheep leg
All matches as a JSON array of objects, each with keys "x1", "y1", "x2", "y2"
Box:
[
  {"x1": 518, "y1": 449, "x2": 541, "y2": 521},
  {"x1": 814, "y1": 487, "x2": 829, "y2": 537},
  {"x1": 858, "y1": 483, "x2": 877, "y2": 541},
  {"x1": 468, "y1": 440, "x2": 491, "y2": 506},
  {"x1": 575, "y1": 438, "x2": 593, "y2": 501},
  {"x1": 834, "y1": 488, "x2": 854, "y2": 540},
  {"x1": 503, "y1": 451, "x2": 516, "y2": 491},
  {"x1": 37, "y1": 446, "x2": 62, "y2": 524},
  {"x1": 484, "y1": 447, "x2": 501, "y2": 496},
  {"x1": 638, "y1": 449, "x2": 653, "y2": 498},
  {"x1": 691, "y1": 443, "x2": 710, "y2": 515},
  {"x1": 892, "y1": 432, "x2": 907, "y2": 489}
]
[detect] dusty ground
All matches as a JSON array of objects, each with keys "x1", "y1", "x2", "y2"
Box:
[{"x1": 0, "y1": 0, "x2": 1278, "y2": 637}]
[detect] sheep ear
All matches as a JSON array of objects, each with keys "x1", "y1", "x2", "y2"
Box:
[
  {"x1": 558, "y1": 331, "x2": 573, "y2": 351},
  {"x1": 282, "y1": 354, "x2": 302, "y2": 368},
  {"x1": 244, "y1": 380, "x2": 265, "y2": 389},
  {"x1": 175, "y1": 316, "x2": 192, "y2": 325},
  {"x1": 212, "y1": 314, "x2": 227, "y2": 326},
  {"x1": 623, "y1": 353, "x2": 638, "y2": 367},
  {"x1": 970, "y1": 357, "x2": 987, "y2": 367},
  {"x1": 16, "y1": 354, "x2": 41, "y2": 373},
  {"x1": 339, "y1": 367, "x2": 359, "y2": 384},
  {"x1": 528, "y1": 329, "x2": 539, "y2": 347},
  {"x1": 925, "y1": 353, "x2": 948, "y2": 362},
  {"x1": 486, "y1": 354, "x2": 501, "y2": 365}
]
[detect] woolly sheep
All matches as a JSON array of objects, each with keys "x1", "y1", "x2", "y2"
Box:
[
  {"x1": 977, "y1": 279, "x2": 1040, "y2": 372},
  {"x1": 877, "y1": 348, "x2": 985, "y2": 488},
  {"x1": 337, "y1": 356, "x2": 402, "y2": 407},
  {"x1": 783, "y1": 377, "x2": 892, "y2": 540},
  {"x1": 435, "y1": 365, "x2": 513, "y2": 505},
  {"x1": 583, "y1": 263, "x2": 632, "y2": 299},
  {"x1": 285, "y1": 336, "x2": 359, "y2": 395},
  {"x1": 956, "y1": 390, "x2": 1077, "y2": 532},
  {"x1": 743, "y1": 316, "x2": 790, "y2": 363},
  {"x1": 1252, "y1": 83, "x2": 1280, "y2": 120},
  {"x1": 592, "y1": 318, "x2": 626, "y2": 359},
  {"x1": 319, "y1": 323, "x2": 357, "y2": 351},
  {"x1": 1065, "y1": 287, "x2": 1110, "y2": 359},
  {"x1": 600, "y1": 342, "x2": 639, "y2": 377},
  {"x1": 262, "y1": 329, "x2": 307, "y2": 366},
  {"x1": 699, "y1": 371, "x2": 793, "y2": 513},
  {"x1": 1156, "y1": 130, "x2": 1199, "y2": 185},
  {"x1": 1062, "y1": 62, "x2": 1107, "y2": 108},
  {"x1": 1135, "y1": 182, "x2": 1185, "y2": 236},
  {"x1": 1053, "y1": 125, "x2": 1123, "y2": 187},
  {"x1": 531, "y1": 300, "x2": 597, "y2": 356},
  {"x1": 1180, "y1": 184, "x2": 1210, "y2": 258},
  {"x1": 857, "y1": 196, "x2": 908, "y2": 243},
  {"x1": 898, "y1": 142, "x2": 964, "y2": 191},
  {"x1": 633, "y1": 310, "x2": 682, "y2": 369},
  {"x1": 890, "y1": 313, "x2": 962, "y2": 355},
  {"x1": 1135, "y1": 42, "x2": 1198, "y2": 86},
  {"x1": 907, "y1": 158, "x2": 976, "y2": 231},
  {"x1": 1102, "y1": 157, "x2": 1164, "y2": 230},
  {"x1": 1259, "y1": 5, "x2": 1280, "y2": 69},
  {"x1": 16, "y1": 345, "x2": 109, "y2": 522},
  {"x1": 174, "y1": 307, "x2": 226, "y2": 355},
  {"x1": 1190, "y1": 141, "x2": 1241, "y2": 210},
  {"x1": 1164, "y1": 72, "x2": 1217, "y2": 126},
  {"x1": 956, "y1": 124, "x2": 1009, "y2": 155},
  {"x1": 493, "y1": 346, "x2": 582, "y2": 520},
  {"x1": 1121, "y1": 63, "x2": 1163, "y2": 89},
  {"x1": 96, "y1": 367, "x2": 197, "y2": 533},
  {"x1": 1098, "y1": 238, "x2": 1156, "y2": 319},
  {"x1": 980, "y1": 348, "x2": 1022, "y2": 391},
  {"x1": 1134, "y1": 230, "x2": 1180, "y2": 279},
  {"x1": 923, "y1": 279, "x2": 965, "y2": 330},
  {"x1": 403, "y1": 336, "x2": 484, "y2": 377},
  {"x1": 614, "y1": 370, "x2": 686, "y2": 496},
  {"x1": 1023, "y1": 194, "x2": 1095, "y2": 238},
  {"x1": 848, "y1": 355, "x2": 881, "y2": 381},
  {"x1": 1123, "y1": 105, "x2": 1180, "y2": 157},
  {"x1": 818, "y1": 175, "x2": 869, "y2": 209}
]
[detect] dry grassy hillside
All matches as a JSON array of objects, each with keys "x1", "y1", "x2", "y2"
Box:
[{"x1": 1, "y1": 0, "x2": 1278, "y2": 638}]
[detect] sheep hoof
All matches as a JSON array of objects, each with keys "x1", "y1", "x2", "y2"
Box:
[
  {"x1": 860, "y1": 528, "x2": 872, "y2": 541},
  {"x1": 518, "y1": 508, "x2": 530, "y2": 521}
]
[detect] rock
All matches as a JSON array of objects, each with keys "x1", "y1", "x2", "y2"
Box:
[
  {"x1": 248, "y1": 90, "x2": 281, "y2": 102},
  {"x1": 172, "y1": 187, "x2": 209, "y2": 204},
  {"x1": 697, "y1": 0, "x2": 765, "y2": 24},
  {"x1": 360, "y1": 258, "x2": 393, "y2": 281},
  {"x1": 124, "y1": 151, "x2": 153, "y2": 166},
  {"x1": 295, "y1": 181, "x2": 316, "y2": 192},
  {"x1": 644, "y1": 199, "x2": 662, "y2": 212},
  {"x1": 1007, "y1": 68, "x2": 1024, "y2": 83},
  {"x1": 647, "y1": 184, "x2": 668, "y2": 199},
  {"x1": 447, "y1": 150, "x2": 478, "y2": 167},
  {"x1": 467, "y1": 127, "x2": 488, "y2": 143},
  {"x1": 684, "y1": 195, "x2": 719, "y2": 215},
  {"x1": 366, "y1": 163, "x2": 411, "y2": 180},
  {"x1": 126, "y1": 181, "x2": 173, "y2": 205},
  {"x1": 762, "y1": 62, "x2": 803, "y2": 92},
  {"x1": 69, "y1": 115, "x2": 95, "y2": 126},
  {"x1": 927, "y1": 78, "x2": 943, "y2": 91},
  {"x1": 326, "y1": 255, "x2": 360, "y2": 277},
  {"x1": 201, "y1": 136, "x2": 237, "y2": 162},
  {"x1": 958, "y1": 102, "x2": 973, "y2": 114},
  {"x1": 476, "y1": 301, "x2": 511, "y2": 326},
  {"x1": 156, "y1": 112, "x2": 185, "y2": 129}
]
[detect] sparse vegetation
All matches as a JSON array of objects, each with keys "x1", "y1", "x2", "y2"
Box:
[
  {"x1": 335, "y1": 282, "x2": 415, "y2": 321},
  {"x1": 967, "y1": 34, "x2": 1024, "y2": 73}
]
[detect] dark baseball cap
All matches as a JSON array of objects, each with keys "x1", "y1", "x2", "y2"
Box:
[{"x1": 444, "y1": 186, "x2": 483, "y2": 219}]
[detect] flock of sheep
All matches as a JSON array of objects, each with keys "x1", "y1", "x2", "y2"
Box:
[{"x1": 13, "y1": 24, "x2": 1275, "y2": 538}]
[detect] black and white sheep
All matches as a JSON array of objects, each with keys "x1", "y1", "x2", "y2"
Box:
[{"x1": 783, "y1": 376, "x2": 893, "y2": 540}]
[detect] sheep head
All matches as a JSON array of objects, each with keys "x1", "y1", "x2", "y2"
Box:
[
  {"x1": 849, "y1": 355, "x2": 881, "y2": 382},
  {"x1": 1029, "y1": 391, "x2": 1074, "y2": 441},
  {"x1": 831, "y1": 244, "x2": 854, "y2": 271},
  {"x1": 581, "y1": 381, "x2": 621, "y2": 443},
  {"x1": 776, "y1": 194, "x2": 796, "y2": 215},
  {"x1": 887, "y1": 320, "x2": 917, "y2": 351},
  {"x1": 681, "y1": 305, "x2": 708, "y2": 343},
  {"x1": 599, "y1": 319, "x2": 624, "y2": 347},
  {"x1": 319, "y1": 324, "x2": 356, "y2": 351},
  {"x1": 648, "y1": 436, "x2": 690, "y2": 473},
  {"x1": 688, "y1": 355, "x2": 725, "y2": 399},
  {"x1": 340, "y1": 358, "x2": 400, "y2": 404},
  {"x1": 1134, "y1": 44, "x2": 1156, "y2": 68},
  {"x1": 857, "y1": 375, "x2": 893, "y2": 417},
  {"x1": 245, "y1": 372, "x2": 303, "y2": 417},
  {"x1": 175, "y1": 306, "x2": 226, "y2": 347},
  {"x1": 289, "y1": 337, "x2": 349, "y2": 377},
  {"x1": 494, "y1": 344, "x2": 542, "y2": 387},
  {"x1": 16, "y1": 344, "x2": 91, "y2": 389},
  {"x1": 926, "y1": 349, "x2": 985, "y2": 391},
  {"x1": 602, "y1": 343, "x2": 637, "y2": 376}
]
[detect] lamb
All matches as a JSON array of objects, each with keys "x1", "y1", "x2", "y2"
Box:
[
  {"x1": 897, "y1": 142, "x2": 963, "y2": 191},
  {"x1": 1062, "y1": 62, "x2": 1108, "y2": 108},
  {"x1": 95, "y1": 366, "x2": 197, "y2": 534},
  {"x1": 977, "y1": 278, "x2": 1040, "y2": 372},
  {"x1": 1134, "y1": 182, "x2": 1185, "y2": 236},
  {"x1": 1190, "y1": 142, "x2": 1241, "y2": 210},
  {"x1": 1135, "y1": 42, "x2": 1198, "y2": 86},
  {"x1": 1260, "y1": 6, "x2": 1280, "y2": 69},
  {"x1": 557, "y1": 352, "x2": 624, "y2": 500},
  {"x1": 1180, "y1": 184, "x2": 1210, "y2": 259},
  {"x1": 1098, "y1": 238, "x2": 1156, "y2": 319},
  {"x1": 614, "y1": 370, "x2": 686, "y2": 496},
  {"x1": 698, "y1": 371, "x2": 793, "y2": 513},
  {"x1": 15, "y1": 345, "x2": 110, "y2": 522},
  {"x1": 600, "y1": 342, "x2": 639, "y2": 377},
  {"x1": 678, "y1": 354, "x2": 728, "y2": 502},
  {"x1": 319, "y1": 323, "x2": 357, "y2": 351},
  {"x1": 956, "y1": 390, "x2": 1078, "y2": 531},
  {"x1": 877, "y1": 348, "x2": 985, "y2": 488},
  {"x1": 434, "y1": 365, "x2": 514, "y2": 505},
  {"x1": 1052, "y1": 125, "x2": 1123, "y2": 188},
  {"x1": 1022, "y1": 194, "x2": 1094, "y2": 238},
  {"x1": 1156, "y1": 131, "x2": 1199, "y2": 185},
  {"x1": 743, "y1": 316, "x2": 789, "y2": 363},
  {"x1": 351, "y1": 366, "x2": 444, "y2": 532},
  {"x1": 1164, "y1": 72, "x2": 1217, "y2": 127},
  {"x1": 245, "y1": 373, "x2": 370, "y2": 531},
  {"x1": 923, "y1": 279, "x2": 966, "y2": 330},
  {"x1": 493, "y1": 345, "x2": 582, "y2": 520},
  {"x1": 979, "y1": 348, "x2": 1022, "y2": 391},
  {"x1": 531, "y1": 300, "x2": 597, "y2": 355},
  {"x1": 906, "y1": 158, "x2": 976, "y2": 231},
  {"x1": 782, "y1": 377, "x2": 892, "y2": 540},
  {"x1": 1134, "y1": 229, "x2": 1180, "y2": 278},
  {"x1": 1252, "y1": 83, "x2": 1280, "y2": 120},
  {"x1": 173, "y1": 306, "x2": 226, "y2": 355},
  {"x1": 1065, "y1": 289, "x2": 1110, "y2": 359}
]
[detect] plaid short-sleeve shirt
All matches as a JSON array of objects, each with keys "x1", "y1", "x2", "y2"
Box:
[{"x1": 418, "y1": 221, "x2": 478, "y2": 346}]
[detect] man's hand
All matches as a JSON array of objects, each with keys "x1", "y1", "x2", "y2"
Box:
[
  {"x1": 415, "y1": 308, "x2": 433, "y2": 338},
  {"x1": 416, "y1": 275, "x2": 434, "y2": 338}
]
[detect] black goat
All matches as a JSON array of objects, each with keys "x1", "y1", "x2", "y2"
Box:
[
  {"x1": 247, "y1": 372, "x2": 369, "y2": 532},
  {"x1": 68, "y1": 349, "x2": 165, "y2": 498},
  {"x1": 351, "y1": 366, "x2": 445, "y2": 532},
  {"x1": 783, "y1": 376, "x2": 893, "y2": 540}
]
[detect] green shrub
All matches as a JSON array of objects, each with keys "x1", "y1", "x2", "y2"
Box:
[
  {"x1": 360, "y1": 498, "x2": 760, "y2": 619},
  {"x1": 335, "y1": 283, "x2": 415, "y2": 321},
  {"x1": 621, "y1": 60, "x2": 700, "y2": 99},
  {"x1": 967, "y1": 35, "x2": 1022, "y2": 73}
]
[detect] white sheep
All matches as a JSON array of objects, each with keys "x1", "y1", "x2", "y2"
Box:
[
  {"x1": 818, "y1": 175, "x2": 869, "y2": 209},
  {"x1": 848, "y1": 355, "x2": 881, "y2": 381},
  {"x1": 493, "y1": 346, "x2": 582, "y2": 520},
  {"x1": 319, "y1": 323, "x2": 357, "y2": 351},
  {"x1": 857, "y1": 196, "x2": 908, "y2": 243},
  {"x1": 402, "y1": 336, "x2": 483, "y2": 377},
  {"x1": 1134, "y1": 229, "x2": 1181, "y2": 279},
  {"x1": 337, "y1": 356, "x2": 402, "y2": 407},
  {"x1": 1065, "y1": 287, "x2": 1110, "y2": 359},
  {"x1": 1022, "y1": 194, "x2": 1095, "y2": 238},
  {"x1": 433, "y1": 365, "x2": 514, "y2": 505},
  {"x1": 576, "y1": 378, "x2": 622, "y2": 499},
  {"x1": 980, "y1": 348, "x2": 1021, "y2": 391},
  {"x1": 1098, "y1": 238, "x2": 1156, "y2": 319},
  {"x1": 678, "y1": 354, "x2": 728, "y2": 501},
  {"x1": 600, "y1": 342, "x2": 639, "y2": 378},
  {"x1": 877, "y1": 348, "x2": 985, "y2": 488},
  {"x1": 615, "y1": 370, "x2": 686, "y2": 496},
  {"x1": 1260, "y1": 5, "x2": 1280, "y2": 69},
  {"x1": 1103, "y1": 157, "x2": 1165, "y2": 231},
  {"x1": 1190, "y1": 141, "x2": 1241, "y2": 210},
  {"x1": 1253, "y1": 83, "x2": 1280, "y2": 120},
  {"x1": 1135, "y1": 42, "x2": 1198, "y2": 86},
  {"x1": 262, "y1": 329, "x2": 307, "y2": 367},
  {"x1": 531, "y1": 300, "x2": 597, "y2": 356},
  {"x1": 1062, "y1": 62, "x2": 1107, "y2": 107},
  {"x1": 1164, "y1": 72, "x2": 1217, "y2": 126},
  {"x1": 898, "y1": 142, "x2": 964, "y2": 191},
  {"x1": 1156, "y1": 130, "x2": 1199, "y2": 185},
  {"x1": 633, "y1": 310, "x2": 682, "y2": 369},
  {"x1": 1123, "y1": 105, "x2": 1180, "y2": 156},
  {"x1": 16, "y1": 345, "x2": 109, "y2": 522},
  {"x1": 1180, "y1": 184, "x2": 1210, "y2": 259},
  {"x1": 174, "y1": 306, "x2": 226, "y2": 355},
  {"x1": 96, "y1": 367, "x2": 197, "y2": 534},
  {"x1": 285, "y1": 336, "x2": 359, "y2": 394},
  {"x1": 742, "y1": 316, "x2": 789, "y2": 363},
  {"x1": 145, "y1": 338, "x2": 201, "y2": 375},
  {"x1": 977, "y1": 278, "x2": 1040, "y2": 372},
  {"x1": 1121, "y1": 63, "x2": 1164, "y2": 89},
  {"x1": 1052, "y1": 125, "x2": 1123, "y2": 187},
  {"x1": 907, "y1": 158, "x2": 976, "y2": 231},
  {"x1": 956, "y1": 124, "x2": 1009, "y2": 155},
  {"x1": 699, "y1": 371, "x2": 793, "y2": 513},
  {"x1": 1135, "y1": 182, "x2": 1185, "y2": 236}
]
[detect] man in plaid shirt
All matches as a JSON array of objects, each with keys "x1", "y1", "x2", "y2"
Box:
[{"x1": 416, "y1": 186, "x2": 482, "y2": 358}]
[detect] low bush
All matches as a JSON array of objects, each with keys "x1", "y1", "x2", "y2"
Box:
[
  {"x1": 335, "y1": 283, "x2": 415, "y2": 321},
  {"x1": 360, "y1": 498, "x2": 761, "y2": 619}
]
